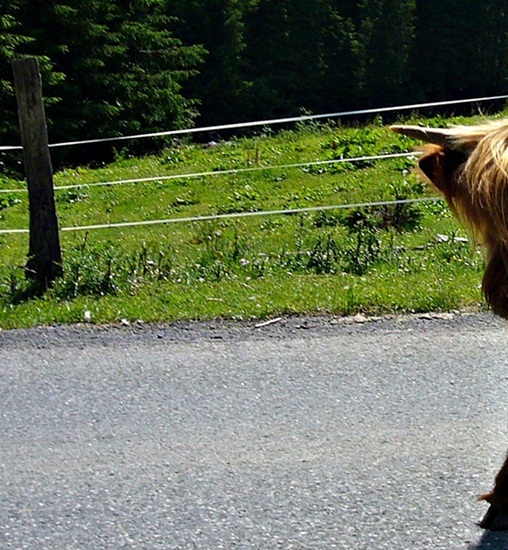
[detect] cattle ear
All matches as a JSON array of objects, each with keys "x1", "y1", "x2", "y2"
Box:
[
  {"x1": 418, "y1": 146, "x2": 467, "y2": 194},
  {"x1": 419, "y1": 148, "x2": 442, "y2": 184}
]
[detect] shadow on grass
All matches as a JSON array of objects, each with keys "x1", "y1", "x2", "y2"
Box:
[{"x1": 3, "y1": 273, "x2": 50, "y2": 306}]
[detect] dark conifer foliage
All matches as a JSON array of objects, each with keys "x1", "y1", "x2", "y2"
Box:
[
  {"x1": 1, "y1": 0, "x2": 507, "y2": 158},
  {"x1": 414, "y1": 0, "x2": 508, "y2": 101},
  {"x1": 0, "y1": 0, "x2": 204, "y2": 159}
]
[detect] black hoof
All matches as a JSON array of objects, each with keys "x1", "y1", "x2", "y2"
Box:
[{"x1": 479, "y1": 504, "x2": 508, "y2": 531}]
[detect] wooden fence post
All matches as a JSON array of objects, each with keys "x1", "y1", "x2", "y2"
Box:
[{"x1": 12, "y1": 57, "x2": 62, "y2": 288}]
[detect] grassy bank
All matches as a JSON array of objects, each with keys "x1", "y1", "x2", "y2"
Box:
[{"x1": 0, "y1": 113, "x2": 496, "y2": 328}]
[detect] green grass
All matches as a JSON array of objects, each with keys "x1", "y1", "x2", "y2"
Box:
[{"x1": 0, "y1": 112, "x2": 500, "y2": 328}]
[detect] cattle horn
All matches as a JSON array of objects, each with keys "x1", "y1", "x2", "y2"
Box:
[{"x1": 390, "y1": 125, "x2": 461, "y2": 149}]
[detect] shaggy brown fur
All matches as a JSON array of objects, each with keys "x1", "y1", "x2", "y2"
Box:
[
  {"x1": 409, "y1": 120, "x2": 508, "y2": 529},
  {"x1": 419, "y1": 122, "x2": 508, "y2": 319}
]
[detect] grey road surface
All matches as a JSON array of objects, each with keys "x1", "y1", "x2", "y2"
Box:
[{"x1": 2, "y1": 313, "x2": 508, "y2": 549}]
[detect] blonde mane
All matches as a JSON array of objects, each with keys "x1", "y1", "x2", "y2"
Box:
[
  {"x1": 446, "y1": 119, "x2": 508, "y2": 150},
  {"x1": 450, "y1": 121, "x2": 508, "y2": 246}
]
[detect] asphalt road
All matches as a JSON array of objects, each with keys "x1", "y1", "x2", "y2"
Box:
[{"x1": 2, "y1": 313, "x2": 508, "y2": 549}]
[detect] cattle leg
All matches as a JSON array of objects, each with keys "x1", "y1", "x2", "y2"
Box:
[{"x1": 479, "y1": 454, "x2": 508, "y2": 530}]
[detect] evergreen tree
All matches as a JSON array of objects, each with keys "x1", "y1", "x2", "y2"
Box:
[
  {"x1": 0, "y1": 0, "x2": 61, "y2": 147},
  {"x1": 101, "y1": 1, "x2": 205, "y2": 138},
  {"x1": 319, "y1": 4, "x2": 363, "y2": 112},
  {"x1": 451, "y1": 0, "x2": 508, "y2": 98},
  {"x1": 2, "y1": 0, "x2": 508, "y2": 153},
  {"x1": 359, "y1": 0, "x2": 416, "y2": 107},
  {"x1": 244, "y1": 0, "x2": 371, "y2": 118},
  {"x1": 414, "y1": 0, "x2": 467, "y2": 100},
  {"x1": 1, "y1": 0, "x2": 204, "y2": 158},
  {"x1": 168, "y1": 0, "x2": 254, "y2": 126},
  {"x1": 413, "y1": 0, "x2": 508, "y2": 101},
  {"x1": 0, "y1": 3, "x2": 26, "y2": 145},
  {"x1": 244, "y1": 0, "x2": 333, "y2": 118}
]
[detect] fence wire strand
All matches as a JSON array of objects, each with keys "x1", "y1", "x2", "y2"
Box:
[
  {"x1": 0, "y1": 92, "x2": 502, "y2": 233},
  {"x1": 0, "y1": 197, "x2": 442, "y2": 235},
  {"x1": 0, "y1": 151, "x2": 420, "y2": 194},
  {"x1": 1, "y1": 93, "x2": 507, "y2": 152}
]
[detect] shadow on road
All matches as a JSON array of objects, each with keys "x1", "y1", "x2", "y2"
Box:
[{"x1": 469, "y1": 531, "x2": 508, "y2": 549}]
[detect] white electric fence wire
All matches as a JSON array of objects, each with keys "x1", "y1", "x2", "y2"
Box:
[
  {"x1": 1, "y1": 94, "x2": 507, "y2": 151},
  {"x1": 56, "y1": 152, "x2": 419, "y2": 190},
  {"x1": 0, "y1": 151, "x2": 421, "y2": 194},
  {"x1": 0, "y1": 197, "x2": 441, "y2": 235},
  {"x1": 0, "y1": 94, "x2": 497, "y2": 232},
  {"x1": 61, "y1": 152, "x2": 420, "y2": 191}
]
